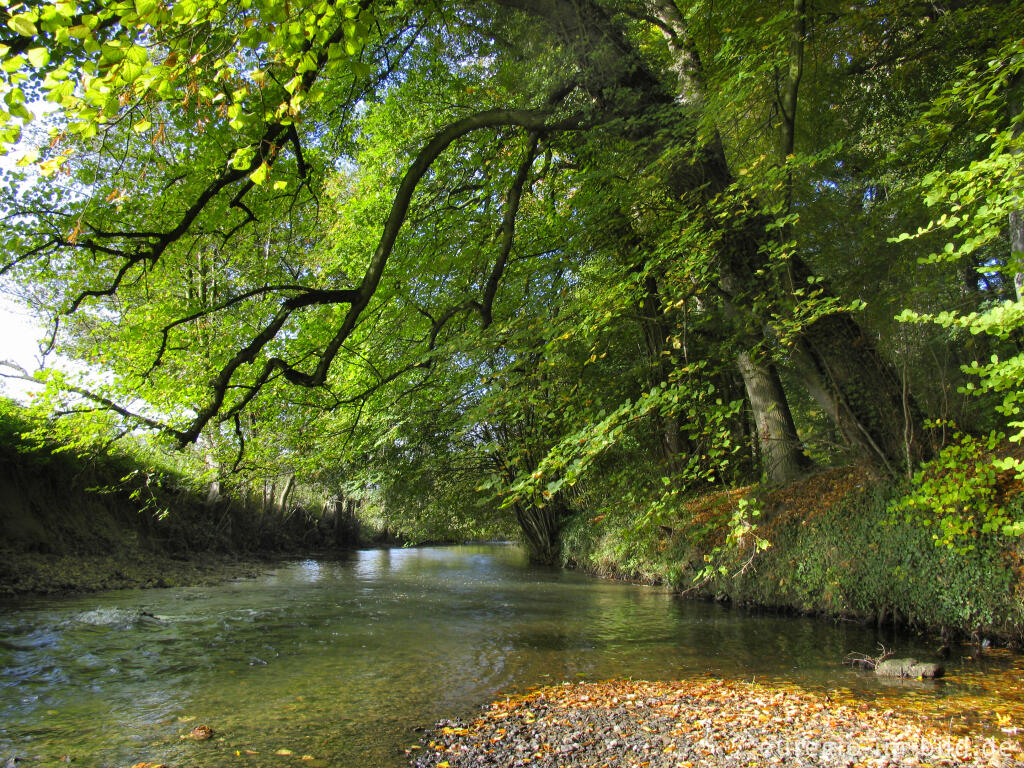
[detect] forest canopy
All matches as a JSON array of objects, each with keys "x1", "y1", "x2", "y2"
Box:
[{"x1": 1, "y1": 0, "x2": 1023, "y2": 561}]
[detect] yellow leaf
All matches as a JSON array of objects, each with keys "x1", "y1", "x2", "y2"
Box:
[
  {"x1": 274, "y1": 749, "x2": 293, "y2": 756},
  {"x1": 38, "y1": 156, "x2": 66, "y2": 176}
]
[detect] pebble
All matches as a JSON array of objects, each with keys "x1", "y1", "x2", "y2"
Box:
[{"x1": 407, "y1": 679, "x2": 1024, "y2": 768}]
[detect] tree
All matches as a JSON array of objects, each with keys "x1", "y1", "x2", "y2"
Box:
[{"x1": 2, "y1": 0, "x2": 1022, "y2": 559}]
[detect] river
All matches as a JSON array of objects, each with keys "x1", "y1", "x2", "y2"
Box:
[{"x1": 0, "y1": 544, "x2": 1016, "y2": 767}]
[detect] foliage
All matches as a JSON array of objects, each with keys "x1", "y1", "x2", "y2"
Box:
[
  {"x1": 1, "y1": 0, "x2": 1024, "y2": 586},
  {"x1": 0, "y1": 397, "x2": 346, "y2": 566},
  {"x1": 563, "y1": 465, "x2": 1024, "y2": 637},
  {"x1": 890, "y1": 427, "x2": 1024, "y2": 552},
  {"x1": 883, "y1": 36, "x2": 1024, "y2": 557},
  {"x1": 688, "y1": 496, "x2": 771, "y2": 587}
]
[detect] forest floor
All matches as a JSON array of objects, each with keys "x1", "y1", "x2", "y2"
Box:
[{"x1": 407, "y1": 678, "x2": 1024, "y2": 768}]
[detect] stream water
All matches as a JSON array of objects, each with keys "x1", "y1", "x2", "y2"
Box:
[{"x1": 0, "y1": 544, "x2": 1015, "y2": 767}]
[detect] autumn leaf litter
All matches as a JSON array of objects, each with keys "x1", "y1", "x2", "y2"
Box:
[{"x1": 408, "y1": 678, "x2": 1024, "y2": 768}]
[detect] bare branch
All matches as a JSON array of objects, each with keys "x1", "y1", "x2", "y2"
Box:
[{"x1": 147, "y1": 283, "x2": 341, "y2": 373}]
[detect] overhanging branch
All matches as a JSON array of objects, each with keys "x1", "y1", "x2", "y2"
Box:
[{"x1": 177, "y1": 107, "x2": 578, "y2": 445}]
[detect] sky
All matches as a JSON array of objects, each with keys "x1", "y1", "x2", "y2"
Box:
[
  {"x1": 0, "y1": 295, "x2": 49, "y2": 401},
  {"x1": 0, "y1": 102, "x2": 64, "y2": 402}
]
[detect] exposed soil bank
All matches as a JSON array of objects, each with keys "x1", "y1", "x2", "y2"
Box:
[
  {"x1": 561, "y1": 465, "x2": 1024, "y2": 642},
  {"x1": 0, "y1": 408, "x2": 357, "y2": 596},
  {"x1": 408, "y1": 679, "x2": 1024, "y2": 768}
]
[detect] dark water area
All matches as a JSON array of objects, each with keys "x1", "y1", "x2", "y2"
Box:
[{"x1": 0, "y1": 545, "x2": 1010, "y2": 767}]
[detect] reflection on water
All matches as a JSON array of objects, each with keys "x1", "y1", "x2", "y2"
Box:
[{"x1": 0, "y1": 544, "x2": 1010, "y2": 767}]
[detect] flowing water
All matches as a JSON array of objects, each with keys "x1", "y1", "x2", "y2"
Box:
[{"x1": 0, "y1": 544, "x2": 1017, "y2": 767}]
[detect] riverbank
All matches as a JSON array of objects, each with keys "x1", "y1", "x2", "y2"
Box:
[
  {"x1": 0, "y1": 400, "x2": 366, "y2": 596},
  {"x1": 408, "y1": 678, "x2": 1024, "y2": 768},
  {"x1": 0, "y1": 549, "x2": 276, "y2": 596},
  {"x1": 560, "y1": 464, "x2": 1024, "y2": 642}
]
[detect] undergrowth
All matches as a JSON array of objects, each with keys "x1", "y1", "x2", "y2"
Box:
[{"x1": 561, "y1": 464, "x2": 1024, "y2": 639}]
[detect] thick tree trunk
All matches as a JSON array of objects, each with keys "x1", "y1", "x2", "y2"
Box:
[
  {"x1": 691, "y1": 139, "x2": 926, "y2": 472},
  {"x1": 790, "y1": 313, "x2": 923, "y2": 471},
  {"x1": 775, "y1": 286, "x2": 918, "y2": 468},
  {"x1": 515, "y1": 498, "x2": 566, "y2": 565},
  {"x1": 737, "y1": 350, "x2": 809, "y2": 483},
  {"x1": 504, "y1": 0, "x2": 927, "y2": 472}
]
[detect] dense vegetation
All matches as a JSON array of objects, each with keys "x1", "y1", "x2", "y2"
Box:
[{"x1": 1, "y1": 0, "x2": 1023, "y2": 624}]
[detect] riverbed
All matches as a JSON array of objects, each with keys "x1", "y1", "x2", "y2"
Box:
[{"x1": 0, "y1": 544, "x2": 1019, "y2": 767}]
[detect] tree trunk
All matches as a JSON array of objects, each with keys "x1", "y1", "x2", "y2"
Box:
[
  {"x1": 276, "y1": 473, "x2": 296, "y2": 514},
  {"x1": 650, "y1": 0, "x2": 926, "y2": 472},
  {"x1": 503, "y1": 0, "x2": 927, "y2": 473},
  {"x1": 789, "y1": 310, "x2": 923, "y2": 472},
  {"x1": 198, "y1": 429, "x2": 222, "y2": 507},
  {"x1": 737, "y1": 350, "x2": 809, "y2": 483},
  {"x1": 515, "y1": 498, "x2": 566, "y2": 565},
  {"x1": 639, "y1": 275, "x2": 691, "y2": 465},
  {"x1": 328, "y1": 497, "x2": 359, "y2": 547}
]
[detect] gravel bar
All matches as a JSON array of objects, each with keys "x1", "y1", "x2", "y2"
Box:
[{"x1": 407, "y1": 678, "x2": 1024, "y2": 768}]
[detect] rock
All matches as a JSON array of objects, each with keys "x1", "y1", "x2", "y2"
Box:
[
  {"x1": 874, "y1": 658, "x2": 944, "y2": 679},
  {"x1": 188, "y1": 724, "x2": 215, "y2": 740}
]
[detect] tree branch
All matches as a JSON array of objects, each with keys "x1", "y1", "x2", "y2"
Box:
[
  {"x1": 480, "y1": 131, "x2": 541, "y2": 329},
  {"x1": 0, "y1": 361, "x2": 189, "y2": 440}
]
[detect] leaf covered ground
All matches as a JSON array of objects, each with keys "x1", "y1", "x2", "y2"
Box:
[{"x1": 408, "y1": 678, "x2": 1024, "y2": 768}]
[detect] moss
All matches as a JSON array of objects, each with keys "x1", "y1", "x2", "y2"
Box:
[{"x1": 561, "y1": 465, "x2": 1024, "y2": 641}]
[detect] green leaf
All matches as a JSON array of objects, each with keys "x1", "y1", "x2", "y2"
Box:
[
  {"x1": 7, "y1": 15, "x2": 38, "y2": 37},
  {"x1": 135, "y1": 0, "x2": 158, "y2": 17},
  {"x1": 27, "y1": 47, "x2": 49, "y2": 68},
  {"x1": 249, "y1": 161, "x2": 269, "y2": 185},
  {"x1": 229, "y1": 145, "x2": 256, "y2": 170},
  {"x1": 1, "y1": 55, "x2": 25, "y2": 73},
  {"x1": 16, "y1": 148, "x2": 40, "y2": 166}
]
